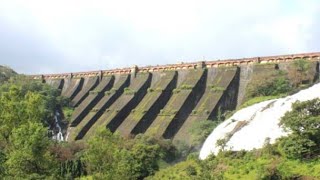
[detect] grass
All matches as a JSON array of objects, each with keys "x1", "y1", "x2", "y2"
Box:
[
  {"x1": 180, "y1": 84, "x2": 194, "y2": 90},
  {"x1": 89, "y1": 90, "x2": 100, "y2": 95},
  {"x1": 239, "y1": 94, "x2": 286, "y2": 109},
  {"x1": 90, "y1": 108, "x2": 99, "y2": 112},
  {"x1": 158, "y1": 109, "x2": 178, "y2": 116},
  {"x1": 172, "y1": 89, "x2": 181, "y2": 94},
  {"x1": 124, "y1": 88, "x2": 136, "y2": 95},
  {"x1": 277, "y1": 159, "x2": 320, "y2": 178},
  {"x1": 216, "y1": 153, "x2": 320, "y2": 179},
  {"x1": 210, "y1": 86, "x2": 225, "y2": 92},
  {"x1": 63, "y1": 107, "x2": 74, "y2": 122}
]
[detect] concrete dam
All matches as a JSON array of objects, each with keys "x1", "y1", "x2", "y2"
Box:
[{"x1": 31, "y1": 52, "x2": 320, "y2": 144}]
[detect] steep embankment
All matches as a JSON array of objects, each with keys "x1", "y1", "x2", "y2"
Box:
[
  {"x1": 67, "y1": 74, "x2": 130, "y2": 141},
  {"x1": 116, "y1": 71, "x2": 177, "y2": 137},
  {"x1": 61, "y1": 78, "x2": 84, "y2": 100},
  {"x1": 82, "y1": 73, "x2": 151, "y2": 139},
  {"x1": 45, "y1": 79, "x2": 64, "y2": 90},
  {"x1": 71, "y1": 76, "x2": 99, "y2": 107},
  {"x1": 70, "y1": 76, "x2": 114, "y2": 126},
  {"x1": 145, "y1": 69, "x2": 205, "y2": 139},
  {"x1": 200, "y1": 82, "x2": 320, "y2": 159},
  {"x1": 173, "y1": 67, "x2": 239, "y2": 145}
]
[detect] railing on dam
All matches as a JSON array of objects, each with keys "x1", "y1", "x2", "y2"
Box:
[{"x1": 30, "y1": 52, "x2": 320, "y2": 80}]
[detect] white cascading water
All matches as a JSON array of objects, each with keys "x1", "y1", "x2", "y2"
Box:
[
  {"x1": 200, "y1": 82, "x2": 320, "y2": 160},
  {"x1": 52, "y1": 111, "x2": 64, "y2": 142}
]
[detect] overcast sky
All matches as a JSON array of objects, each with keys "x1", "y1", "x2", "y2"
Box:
[{"x1": 0, "y1": 0, "x2": 319, "y2": 74}]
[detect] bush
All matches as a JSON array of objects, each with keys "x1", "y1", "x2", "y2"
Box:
[
  {"x1": 294, "y1": 59, "x2": 310, "y2": 72},
  {"x1": 89, "y1": 90, "x2": 100, "y2": 95},
  {"x1": 63, "y1": 107, "x2": 74, "y2": 122},
  {"x1": 277, "y1": 135, "x2": 317, "y2": 159},
  {"x1": 278, "y1": 99, "x2": 320, "y2": 159},
  {"x1": 124, "y1": 88, "x2": 136, "y2": 95},
  {"x1": 83, "y1": 129, "x2": 165, "y2": 179},
  {"x1": 210, "y1": 85, "x2": 225, "y2": 92},
  {"x1": 250, "y1": 76, "x2": 292, "y2": 97},
  {"x1": 189, "y1": 120, "x2": 220, "y2": 147},
  {"x1": 172, "y1": 88, "x2": 181, "y2": 94},
  {"x1": 180, "y1": 84, "x2": 193, "y2": 90}
]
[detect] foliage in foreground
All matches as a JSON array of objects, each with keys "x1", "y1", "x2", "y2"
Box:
[
  {"x1": 0, "y1": 65, "x2": 319, "y2": 179},
  {"x1": 0, "y1": 75, "x2": 181, "y2": 179},
  {"x1": 0, "y1": 76, "x2": 66, "y2": 178},
  {"x1": 278, "y1": 98, "x2": 320, "y2": 159},
  {"x1": 150, "y1": 99, "x2": 320, "y2": 179}
]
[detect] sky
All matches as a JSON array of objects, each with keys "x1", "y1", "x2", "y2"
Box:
[{"x1": 0, "y1": 0, "x2": 319, "y2": 74}]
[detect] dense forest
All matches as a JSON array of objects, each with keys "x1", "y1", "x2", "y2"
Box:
[{"x1": 0, "y1": 65, "x2": 319, "y2": 179}]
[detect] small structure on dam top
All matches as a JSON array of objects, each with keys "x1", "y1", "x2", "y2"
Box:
[{"x1": 31, "y1": 52, "x2": 320, "y2": 145}]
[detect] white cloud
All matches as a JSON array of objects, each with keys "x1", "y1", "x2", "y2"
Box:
[{"x1": 0, "y1": 0, "x2": 319, "y2": 74}]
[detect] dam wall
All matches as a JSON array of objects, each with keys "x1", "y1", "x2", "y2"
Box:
[{"x1": 33, "y1": 52, "x2": 320, "y2": 144}]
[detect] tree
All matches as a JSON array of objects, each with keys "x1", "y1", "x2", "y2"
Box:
[
  {"x1": 189, "y1": 108, "x2": 228, "y2": 147},
  {"x1": 277, "y1": 135, "x2": 317, "y2": 159},
  {"x1": 0, "y1": 149, "x2": 5, "y2": 177},
  {"x1": 251, "y1": 76, "x2": 292, "y2": 97},
  {"x1": 0, "y1": 77, "x2": 62, "y2": 142},
  {"x1": 5, "y1": 121, "x2": 56, "y2": 178},
  {"x1": 148, "y1": 159, "x2": 203, "y2": 180},
  {"x1": 49, "y1": 141, "x2": 86, "y2": 178},
  {"x1": 278, "y1": 98, "x2": 320, "y2": 159},
  {"x1": 0, "y1": 75, "x2": 78, "y2": 179},
  {"x1": 82, "y1": 128, "x2": 133, "y2": 179},
  {"x1": 129, "y1": 135, "x2": 162, "y2": 179},
  {"x1": 293, "y1": 59, "x2": 310, "y2": 86},
  {"x1": 83, "y1": 129, "x2": 165, "y2": 179}
]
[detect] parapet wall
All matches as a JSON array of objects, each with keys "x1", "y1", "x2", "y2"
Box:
[{"x1": 30, "y1": 52, "x2": 320, "y2": 80}]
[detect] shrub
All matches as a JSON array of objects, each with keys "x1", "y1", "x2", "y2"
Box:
[
  {"x1": 172, "y1": 89, "x2": 180, "y2": 94},
  {"x1": 250, "y1": 76, "x2": 292, "y2": 97},
  {"x1": 124, "y1": 88, "x2": 136, "y2": 95},
  {"x1": 89, "y1": 91, "x2": 100, "y2": 95},
  {"x1": 278, "y1": 98, "x2": 320, "y2": 159},
  {"x1": 90, "y1": 108, "x2": 99, "y2": 112},
  {"x1": 180, "y1": 84, "x2": 193, "y2": 90},
  {"x1": 63, "y1": 107, "x2": 74, "y2": 122},
  {"x1": 210, "y1": 85, "x2": 225, "y2": 92},
  {"x1": 294, "y1": 59, "x2": 310, "y2": 73},
  {"x1": 189, "y1": 120, "x2": 220, "y2": 146}
]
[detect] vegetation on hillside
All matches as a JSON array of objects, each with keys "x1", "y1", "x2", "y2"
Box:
[
  {"x1": 0, "y1": 65, "x2": 17, "y2": 83},
  {"x1": 150, "y1": 99, "x2": 320, "y2": 179},
  {"x1": 188, "y1": 108, "x2": 231, "y2": 148},
  {"x1": 278, "y1": 99, "x2": 320, "y2": 160},
  {"x1": 0, "y1": 62, "x2": 319, "y2": 179},
  {"x1": 0, "y1": 75, "x2": 183, "y2": 179},
  {"x1": 242, "y1": 59, "x2": 313, "y2": 109}
]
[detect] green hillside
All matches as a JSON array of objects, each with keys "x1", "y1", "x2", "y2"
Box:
[{"x1": 0, "y1": 65, "x2": 17, "y2": 83}]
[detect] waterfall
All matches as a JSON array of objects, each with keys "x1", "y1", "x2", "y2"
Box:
[
  {"x1": 199, "y1": 82, "x2": 320, "y2": 160},
  {"x1": 52, "y1": 111, "x2": 65, "y2": 142}
]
